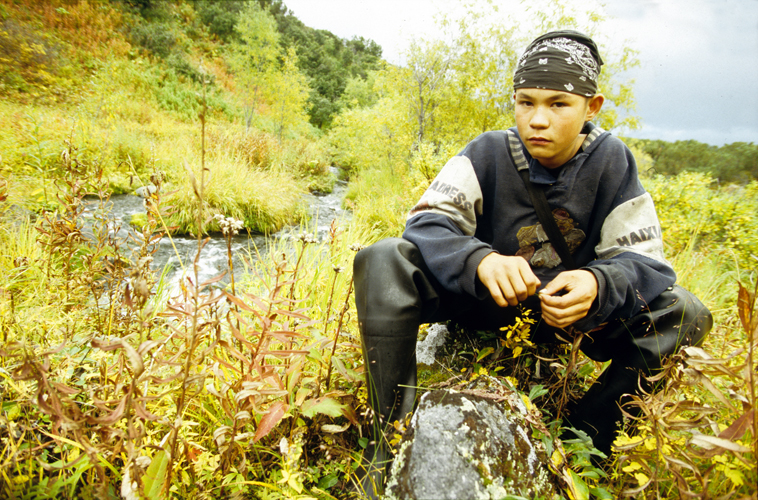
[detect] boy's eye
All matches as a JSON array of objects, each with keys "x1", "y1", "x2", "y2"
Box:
[{"x1": 552, "y1": 102, "x2": 566, "y2": 108}]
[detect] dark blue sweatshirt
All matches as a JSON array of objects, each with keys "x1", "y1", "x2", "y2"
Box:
[{"x1": 402, "y1": 123, "x2": 676, "y2": 331}]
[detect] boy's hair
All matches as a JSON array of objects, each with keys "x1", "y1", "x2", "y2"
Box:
[{"x1": 514, "y1": 30, "x2": 604, "y2": 97}]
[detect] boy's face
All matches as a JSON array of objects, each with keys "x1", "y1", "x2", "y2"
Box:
[{"x1": 514, "y1": 88, "x2": 604, "y2": 169}]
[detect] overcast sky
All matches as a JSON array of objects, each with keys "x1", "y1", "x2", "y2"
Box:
[{"x1": 282, "y1": 0, "x2": 758, "y2": 146}]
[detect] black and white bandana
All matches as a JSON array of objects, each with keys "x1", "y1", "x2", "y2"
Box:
[{"x1": 513, "y1": 30, "x2": 604, "y2": 97}]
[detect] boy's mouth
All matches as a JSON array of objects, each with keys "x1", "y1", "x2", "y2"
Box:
[{"x1": 528, "y1": 137, "x2": 550, "y2": 146}]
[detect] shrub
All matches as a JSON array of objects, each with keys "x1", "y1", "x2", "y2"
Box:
[
  {"x1": 40, "y1": 0, "x2": 130, "y2": 58},
  {"x1": 195, "y1": 0, "x2": 245, "y2": 42},
  {"x1": 0, "y1": 18, "x2": 61, "y2": 94},
  {"x1": 163, "y1": 156, "x2": 305, "y2": 235},
  {"x1": 644, "y1": 172, "x2": 758, "y2": 265},
  {"x1": 326, "y1": 97, "x2": 412, "y2": 175},
  {"x1": 129, "y1": 21, "x2": 177, "y2": 59}
]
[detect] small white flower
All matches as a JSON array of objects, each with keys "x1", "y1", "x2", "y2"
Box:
[
  {"x1": 564, "y1": 83, "x2": 574, "y2": 91},
  {"x1": 120, "y1": 467, "x2": 140, "y2": 500},
  {"x1": 279, "y1": 437, "x2": 290, "y2": 456},
  {"x1": 298, "y1": 232, "x2": 316, "y2": 244},
  {"x1": 539, "y1": 58, "x2": 548, "y2": 65}
]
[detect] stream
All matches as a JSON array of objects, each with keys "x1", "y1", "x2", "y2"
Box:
[{"x1": 84, "y1": 172, "x2": 349, "y2": 291}]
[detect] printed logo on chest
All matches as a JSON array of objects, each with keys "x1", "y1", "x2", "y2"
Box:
[{"x1": 516, "y1": 208, "x2": 585, "y2": 269}]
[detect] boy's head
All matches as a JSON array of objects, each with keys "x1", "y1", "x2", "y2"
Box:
[
  {"x1": 512, "y1": 30, "x2": 605, "y2": 168},
  {"x1": 514, "y1": 30, "x2": 604, "y2": 97}
]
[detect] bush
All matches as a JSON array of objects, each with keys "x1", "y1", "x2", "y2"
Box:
[
  {"x1": 644, "y1": 172, "x2": 758, "y2": 264},
  {"x1": 164, "y1": 156, "x2": 306, "y2": 235},
  {"x1": 326, "y1": 97, "x2": 412, "y2": 175},
  {"x1": 0, "y1": 19, "x2": 61, "y2": 94},
  {"x1": 129, "y1": 21, "x2": 177, "y2": 59},
  {"x1": 194, "y1": 0, "x2": 245, "y2": 42}
]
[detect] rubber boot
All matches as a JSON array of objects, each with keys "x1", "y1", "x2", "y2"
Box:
[
  {"x1": 352, "y1": 239, "x2": 432, "y2": 498},
  {"x1": 563, "y1": 363, "x2": 645, "y2": 457},
  {"x1": 356, "y1": 336, "x2": 417, "y2": 498}
]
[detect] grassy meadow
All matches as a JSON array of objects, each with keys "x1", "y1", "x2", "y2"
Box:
[{"x1": 1, "y1": 1, "x2": 757, "y2": 499}]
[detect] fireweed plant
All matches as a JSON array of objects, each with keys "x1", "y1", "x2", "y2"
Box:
[{"x1": 0, "y1": 91, "x2": 366, "y2": 499}]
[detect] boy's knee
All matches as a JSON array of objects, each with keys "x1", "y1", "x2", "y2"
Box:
[
  {"x1": 355, "y1": 238, "x2": 414, "y2": 270},
  {"x1": 581, "y1": 285, "x2": 713, "y2": 369},
  {"x1": 649, "y1": 285, "x2": 713, "y2": 348}
]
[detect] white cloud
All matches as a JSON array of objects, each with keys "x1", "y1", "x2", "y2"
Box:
[{"x1": 283, "y1": 0, "x2": 758, "y2": 145}]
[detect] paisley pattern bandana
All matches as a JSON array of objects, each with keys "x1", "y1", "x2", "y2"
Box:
[{"x1": 513, "y1": 30, "x2": 604, "y2": 97}]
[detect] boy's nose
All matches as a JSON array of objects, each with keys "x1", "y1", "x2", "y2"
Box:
[{"x1": 530, "y1": 107, "x2": 549, "y2": 128}]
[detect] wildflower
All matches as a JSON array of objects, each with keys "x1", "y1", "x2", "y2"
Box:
[
  {"x1": 298, "y1": 232, "x2": 316, "y2": 244},
  {"x1": 120, "y1": 467, "x2": 140, "y2": 500},
  {"x1": 214, "y1": 214, "x2": 244, "y2": 236},
  {"x1": 279, "y1": 437, "x2": 290, "y2": 457}
]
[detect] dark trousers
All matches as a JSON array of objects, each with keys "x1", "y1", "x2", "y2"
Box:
[{"x1": 354, "y1": 238, "x2": 713, "y2": 454}]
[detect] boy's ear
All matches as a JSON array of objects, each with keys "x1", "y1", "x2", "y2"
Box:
[{"x1": 585, "y1": 94, "x2": 605, "y2": 121}]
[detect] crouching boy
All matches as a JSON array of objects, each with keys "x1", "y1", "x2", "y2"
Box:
[{"x1": 353, "y1": 30, "x2": 712, "y2": 496}]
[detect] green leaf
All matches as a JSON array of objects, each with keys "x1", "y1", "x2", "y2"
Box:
[
  {"x1": 307, "y1": 348, "x2": 324, "y2": 364},
  {"x1": 301, "y1": 396, "x2": 344, "y2": 419},
  {"x1": 142, "y1": 450, "x2": 169, "y2": 500},
  {"x1": 2, "y1": 402, "x2": 21, "y2": 420},
  {"x1": 589, "y1": 486, "x2": 614, "y2": 500},
  {"x1": 566, "y1": 469, "x2": 590, "y2": 500},
  {"x1": 317, "y1": 473, "x2": 339, "y2": 490},
  {"x1": 476, "y1": 346, "x2": 494, "y2": 362},
  {"x1": 528, "y1": 384, "x2": 548, "y2": 401}
]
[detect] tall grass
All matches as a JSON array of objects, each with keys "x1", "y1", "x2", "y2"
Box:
[
  {"x1": 643, "y1": 172, "x2": 758, "y2": 266},
  {"x1": 164, "y1": 154, "x2": 306, "y2": 236},
  {"x1": 344, "y1": 164, "x2": 424, "y2": 243}
]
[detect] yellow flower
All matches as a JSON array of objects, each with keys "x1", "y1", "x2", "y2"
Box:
[
  {"x1": 634, "y1": 472, "x2": 650, "y2": 486},
  {"x1": 613, "y1": 433, "x2": 645, "y2": 449},
  {"x1": 622, "y1": 461, "x2": 642, "y2": 473}
]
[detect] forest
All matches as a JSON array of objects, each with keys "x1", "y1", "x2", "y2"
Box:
[{"x1": 0, "y1": 0, "x2": 756, "y2": 499}]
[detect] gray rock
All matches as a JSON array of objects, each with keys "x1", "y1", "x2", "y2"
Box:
[
  {"x1": 415, "y1": 323, "x2": 450, "y2": 366},
  {"x1": 385, "y1": 389, "x2": 556, "y2": 500},
  {"x1": 134, "y1": 184, "x2": 157, "y2": 198}
]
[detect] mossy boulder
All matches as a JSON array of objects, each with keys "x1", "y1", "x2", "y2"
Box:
[{"x1": 385, "y1": 387, "x2": 557, "y2": 500}]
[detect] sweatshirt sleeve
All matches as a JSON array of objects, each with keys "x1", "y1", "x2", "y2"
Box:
[
  {"x1": 574, "y1": 157, "x2": 677, "y2": 331},
  {"x1": 402, "y1": 155, "x2": 493, "y2": 297}
]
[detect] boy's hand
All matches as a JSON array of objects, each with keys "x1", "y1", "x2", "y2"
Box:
[
  {"x1": 539, "y1": 270, "x2": 598, "y2": 328},
  {"x1": 477, "y1": 253, "x2": 541, "y2": 307}
]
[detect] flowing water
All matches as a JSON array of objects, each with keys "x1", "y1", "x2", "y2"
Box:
[{"x1": 84, "y1": 173, "x2": 349, "y2": 291}]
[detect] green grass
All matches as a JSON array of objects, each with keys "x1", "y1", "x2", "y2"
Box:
[{"x1": 163, "y1": 154, "x2": 306, "y2": 235}]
